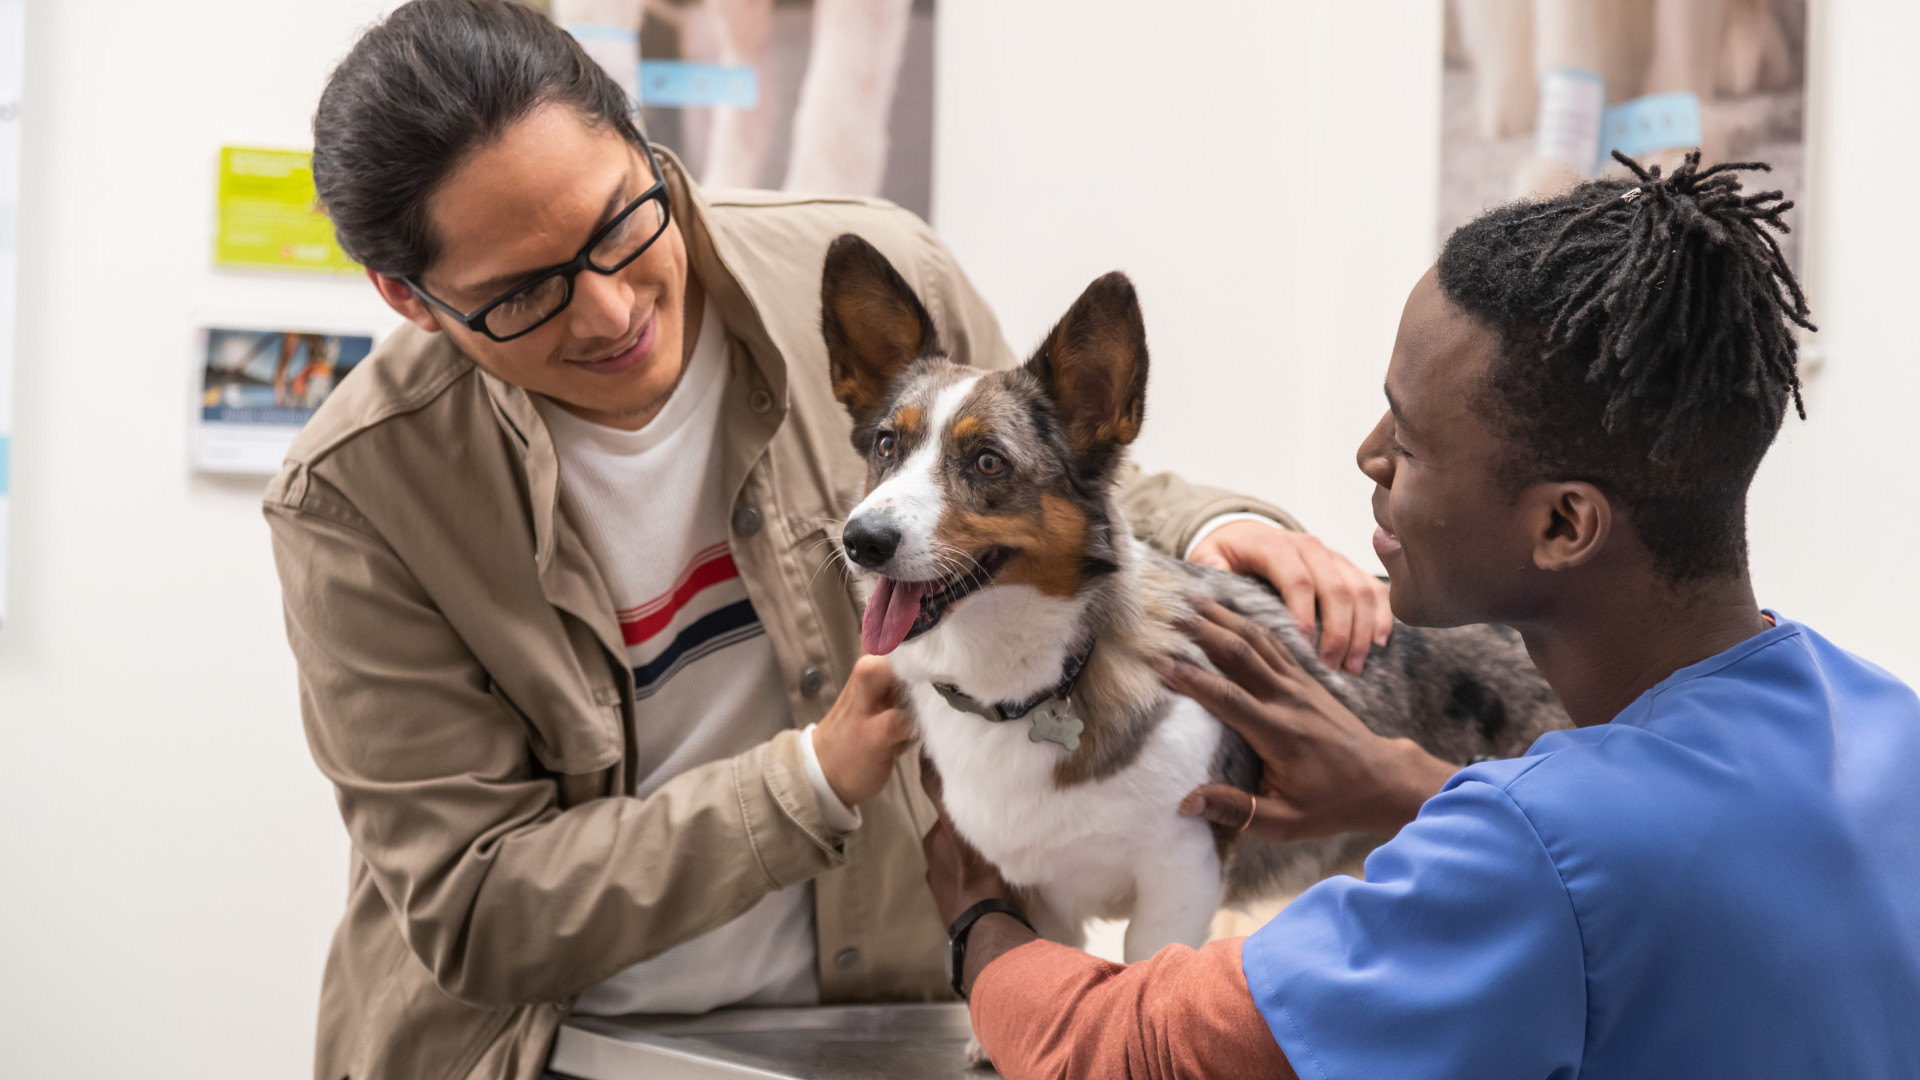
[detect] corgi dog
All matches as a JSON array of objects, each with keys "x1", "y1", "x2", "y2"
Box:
[{"x1": 819, "y1": 233, "x2": 1569, "y2": 968}]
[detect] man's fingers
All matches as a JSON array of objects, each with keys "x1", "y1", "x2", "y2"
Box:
[
  {"x1": 1195, "y1": 597, "x2": 1302, "y2": 679},
  {"x1": 1300, "y1": 549, "x2": 1356, "y2": 672},
  {"x1": 1372, "y1": 579, "x2": 1395, "y2": 648},
  {"x1": 919, "y1": 751, "x2": 946, "y2": 810},
  {"x1": 1155, "y1": 657, "x2": 1288, "y2": 754},
  {"x1": 1180, "y1": 611, "x2": 1287, "y2": 701},
  {"x1": 1178, "y1": 783, "x2": 1257, "y2": 828},
  {"x1": 1331, "y1": 564, "x2": 1377, "y2": 675},
  {"x1": 1255, "y1": 544, "x2": 1321, "y2": 642}
]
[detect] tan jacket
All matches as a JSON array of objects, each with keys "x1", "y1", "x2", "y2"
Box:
[{"x1": 266, "y1": 150, "x2": 1300, "y2": 1080}]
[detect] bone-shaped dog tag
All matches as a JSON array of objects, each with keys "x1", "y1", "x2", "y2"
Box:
[{"x1": 1026, "y1": 698, "x2": 1083, "y2": 752}]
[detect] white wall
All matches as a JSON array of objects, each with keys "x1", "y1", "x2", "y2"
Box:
[
  {"x1": 0, "y1": 3, "x2": 399, "y2": 1077},
  {"x1": 2, "y1": 2, "x2": 1918, "y2": 1078}
]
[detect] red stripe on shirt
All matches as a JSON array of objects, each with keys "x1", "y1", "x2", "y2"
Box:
[
  {"x1": 621, "y1": 547, "x2": 741, "y2": 647},
  {"x1": 618, "y1": 541, "x2": 733, "y2": 621}
]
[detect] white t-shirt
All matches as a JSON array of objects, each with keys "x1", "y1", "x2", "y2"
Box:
[{"x1": 536, "y1": 299, "x2": 857, "y2": 1016}]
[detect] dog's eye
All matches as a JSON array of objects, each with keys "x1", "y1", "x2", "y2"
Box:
[
  {"x1": 975, "y1": 451, "x2": 1005, "y2": 476},
  {"x1": 877, "y1": 432, "x2": 897, "y2": 458}
]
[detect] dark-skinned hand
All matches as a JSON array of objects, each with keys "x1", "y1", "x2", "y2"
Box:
[
  {"x1": 1157, "y1": 598, "x2": 1461, "y2": 842},
  {"x1": 919, "y1": 755, "x2": 1037, "y2": 996}
]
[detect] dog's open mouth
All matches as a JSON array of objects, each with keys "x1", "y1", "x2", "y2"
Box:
[{"x1": 860, "y1": 547, "x2": 1013, "y2": 655}]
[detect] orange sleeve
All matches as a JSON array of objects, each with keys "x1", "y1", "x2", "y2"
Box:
[{"x1": 968, "y1": 937, "x2": 1296, "y2": 1080}]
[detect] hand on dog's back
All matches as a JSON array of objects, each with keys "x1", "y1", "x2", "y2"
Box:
[{"x1": 1160, "y1": 599, "x2": 1461, "y2": 843}]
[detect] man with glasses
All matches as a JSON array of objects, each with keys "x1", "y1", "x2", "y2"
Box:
[{"x1": 270, "y1": 3, "x2": 1391, "y2": 1078}]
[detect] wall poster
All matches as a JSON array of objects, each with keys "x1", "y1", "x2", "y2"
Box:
[
  {"x1": 194, "y1": 325, "x2": 376, "y2": 475},
  {"x1": 546, "y1": 0, "x2": 936, "y2": 220},
  {"x1": 1441, "y1": 0, "x2": 1809, "y2": 274},
  {"x1": 0, "y1": 0, "x2": 21, "y2": 629}
]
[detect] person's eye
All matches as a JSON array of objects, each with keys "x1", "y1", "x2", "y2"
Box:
[
  {"x1": 974, "y1": 451, "x2": 1005, "y2": 476},
  {"x1": 876, "y1": 432, "x2": 897, "y2": 458},
  {"x1": 1390, "y1": 440, "x2": 1413, "y2": 459}
]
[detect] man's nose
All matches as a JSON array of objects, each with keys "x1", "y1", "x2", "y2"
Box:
[
  {"x1": 843, "y1": 516, "x2": 902, "y2": 570},
  {"x1": 570, "y1": 271, "x2": 634, "y2": 339},
  {"x1": 1357, "y1": 411, "x2": 1394, "y2": 485}
]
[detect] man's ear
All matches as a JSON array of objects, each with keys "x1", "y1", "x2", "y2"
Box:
[
  {"x1": 1528, "y1": 481, "x2": 1613, "y2": 572},
  {"x1": 820, "y1": 234, "x2": 939, "y2": 433},
  {"x1": 368, "y1": 269, "x2": 441, "y2": 334},
  {"x1": 1025, "y1": 271, "x2": 1149, "y2": 465}
]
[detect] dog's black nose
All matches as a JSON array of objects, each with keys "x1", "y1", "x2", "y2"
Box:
[{"x1": 843, "y1": 517, "x2": 902, "y2": 570}]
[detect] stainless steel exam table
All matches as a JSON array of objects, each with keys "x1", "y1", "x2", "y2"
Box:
[{"x1": 548, "y1": 1002, "x2": 1000, "y2": 1079}]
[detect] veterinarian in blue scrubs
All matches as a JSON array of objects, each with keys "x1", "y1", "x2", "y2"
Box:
[{"x1": 926, "y1": 154, "x2": 1920, "y2": 1079}]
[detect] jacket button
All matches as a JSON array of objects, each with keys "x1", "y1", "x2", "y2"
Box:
[
  {"x1": 732, "y1": 506, "x2": 762, "y2": 536},
  {"x1": 834, "y1": 947, "x2": 861, "y2": 970},
  {"x1": 749, "y1": 389, "x2": 773, "y2": 414},
  {"x1": 800, "y1": 669, "x2": 824, "y2": 697}
]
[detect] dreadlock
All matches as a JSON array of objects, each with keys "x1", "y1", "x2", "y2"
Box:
[{"x1": 1438, "y1": 150, "x2": 1816, "y2": 583}]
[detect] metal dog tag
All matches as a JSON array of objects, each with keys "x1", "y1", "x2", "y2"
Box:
[{"x1": 1026, "y1": 698, "x2": 1083, "y2": 752}]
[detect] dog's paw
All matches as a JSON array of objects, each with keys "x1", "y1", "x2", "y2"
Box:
[{"x1": 965, "y1": 1034, "x2": 994, "y2": 1069}]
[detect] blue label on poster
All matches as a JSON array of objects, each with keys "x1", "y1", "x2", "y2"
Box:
[
  {"x1": 1602, "y1": 93, "x2": 1704, "y2": 159},
  {"x1": 637, "y1": 61, "x2": 759, "y2": 108}
]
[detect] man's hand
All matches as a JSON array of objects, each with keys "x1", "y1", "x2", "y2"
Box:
[
  {"x1": 1158, "y1": 599, "x2": 1459, "y2": 842},
  {"x1": 919, "y1": 756, "x2": 1035, "y2": 997},
  {"x1": 812, "y1": 655, "x2": 915, "y2": 808},
  {"x1": 1188, "y1": 521, "x2": 1393, "y2": 675}
]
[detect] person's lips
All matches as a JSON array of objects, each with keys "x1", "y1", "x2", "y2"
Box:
[
  {"x1": 569, "y1": 314, "x2": 656, "y2": 376},
  {"x1": 1372, "y1": 523, "x2": 1404, "y2": 560}
]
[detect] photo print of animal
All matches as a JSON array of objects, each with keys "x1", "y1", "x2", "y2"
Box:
[
  {"x1": 543, "y1": 0, "x2": 936, "y2": 220},
  {"x1": 1441, "y1": 0, "x2": 1808, "y2": 272}
]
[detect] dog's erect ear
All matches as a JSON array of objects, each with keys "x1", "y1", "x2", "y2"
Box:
[
  {"x1": 1027, "y1": 272, "x2": 1149, "y2": 464},
  {"x1": 820, "y1": 234, "x2": 940, "y2": 432}
]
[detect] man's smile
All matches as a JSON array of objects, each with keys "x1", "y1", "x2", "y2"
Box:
[{"x1": 567, "y1": 311, "x2": 655, "y2": 375}]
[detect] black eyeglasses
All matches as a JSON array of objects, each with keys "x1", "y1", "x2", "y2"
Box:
[{"x1": 404, "y1": 142, "x2": 673, "y2": 343}]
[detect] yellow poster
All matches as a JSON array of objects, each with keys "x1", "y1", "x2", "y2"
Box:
[{"x1": 214, "y1": 147, "x2": 357, "y2": 274}]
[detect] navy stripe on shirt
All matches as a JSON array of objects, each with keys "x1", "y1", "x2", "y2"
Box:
[{"x1": 632, "y1": 598, "x2": 766, "y2": 701}]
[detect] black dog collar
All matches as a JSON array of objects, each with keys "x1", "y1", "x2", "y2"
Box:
[{"x1": 931, "y1": 642, "x2": 1094, "y2": 751}]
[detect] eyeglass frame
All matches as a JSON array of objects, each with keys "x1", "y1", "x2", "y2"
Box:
[{"x1": 401, "y1": 139, "x2": 674, "y2": 344}]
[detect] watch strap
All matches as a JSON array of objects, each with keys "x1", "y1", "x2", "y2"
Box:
[{"x1": 946, "y1": 897, "x2": 1034, "y2": 999}]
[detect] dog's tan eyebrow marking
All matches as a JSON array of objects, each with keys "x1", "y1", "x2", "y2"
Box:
[
  {"x1": 893, "y1": 405, "x2": 923, "y2": 433},
  {"x1": 951, "y1": 415, "x2": 984, "y2": 439}
]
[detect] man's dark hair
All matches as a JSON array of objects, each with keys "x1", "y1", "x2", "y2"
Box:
[
  {"x1": 1438, "y1": 150, "x2": 1815, "y2": 583},
  {"x1": 312, "y1": 0, "x2": 642, "y2": 279}
]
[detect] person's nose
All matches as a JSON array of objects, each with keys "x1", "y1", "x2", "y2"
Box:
[
  {"x1": 1357, "y1": 411, "x2": 1395, "y2": 487},
  {"x1": 569, "y1": 270, "x2": 636, "y2": 341}
]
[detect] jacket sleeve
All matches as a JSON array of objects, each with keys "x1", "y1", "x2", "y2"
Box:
[
  {"x1": 907, "y1": 220, "x2": 1306, "y2": 559},
  {"x1": 969, "y1": 937, "x2": 1297, "y2": 1080},
  {"x1": 267, "y1": 489, "x2": 848, "y2": 1010}
]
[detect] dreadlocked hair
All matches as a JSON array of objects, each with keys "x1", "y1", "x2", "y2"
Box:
[{"x1": 1437, "y1": 150, "x2": 1814, "y2": 584}]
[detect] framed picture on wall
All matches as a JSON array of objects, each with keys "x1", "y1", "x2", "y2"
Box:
[
  {"x1": 193, "y1": 324, "x2": 377, "y2": 475},
  {"x1": 1440, "y1": 0, "x2": 1809, "y2": 274}
]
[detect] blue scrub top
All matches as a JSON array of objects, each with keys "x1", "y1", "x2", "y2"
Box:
[{"x1": 1243, "y1": 616, "x2": 1920, "y2": 1079}]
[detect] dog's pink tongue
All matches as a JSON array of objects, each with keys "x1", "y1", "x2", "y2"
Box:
[{"x1": 861, "y1": 577, "x2": 930, "y2": 655}]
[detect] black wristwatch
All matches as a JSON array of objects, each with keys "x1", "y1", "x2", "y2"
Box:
[{"x1": 945, "y1": 897, "x2": 1035, "y2": 999}]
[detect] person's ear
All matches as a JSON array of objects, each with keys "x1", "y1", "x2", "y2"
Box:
[
  {"x1": 368, "y1": 269, "x2": 441, "y2": 334},
  {"x1": 1526, "y1": 481, "x2": 1613, "y2": 572}
]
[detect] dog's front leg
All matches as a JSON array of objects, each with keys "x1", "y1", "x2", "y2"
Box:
[{"x1": 1121, "y1": 834, "x2": 1224, "y2": 963}]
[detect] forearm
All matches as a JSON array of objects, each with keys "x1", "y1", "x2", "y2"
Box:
[
  {"x1": 1115, "y1": 462, "x2": 1304, "y2": 558},
  {"x1": 969, "y1": 937, "x2": 1296, "y2": 1080}
]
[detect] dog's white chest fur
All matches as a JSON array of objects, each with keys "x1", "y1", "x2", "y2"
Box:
[{"x1": 893, "y1": 589, "x2": 1230, "y2": 961}]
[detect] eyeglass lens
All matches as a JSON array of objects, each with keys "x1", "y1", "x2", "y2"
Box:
[{"x1": 482, "y1": 194, "x2": 669, "y2": 339}]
